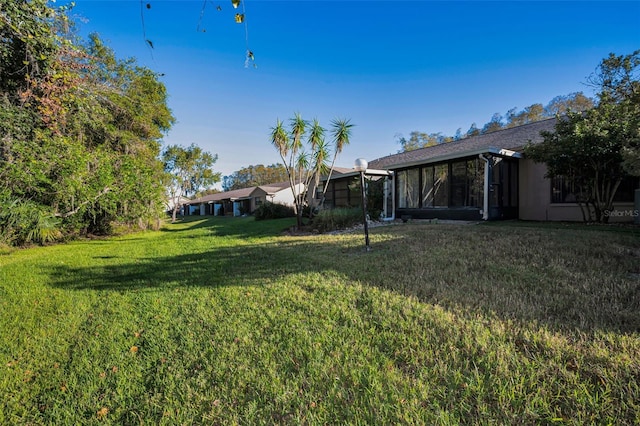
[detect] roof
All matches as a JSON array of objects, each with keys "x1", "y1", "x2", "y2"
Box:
[
  {"x1": 186, "y1": 181, "x2": 295, "y2": 205},
  {"x1": 331, "y1": 166, "x2": 354, "y2": 175},
  {"x1": 257, "y1": 181, "x2": 292, "y2": 195},
  {"x1": 368, "y1": 118, "x2": 556, "y2": 170}
]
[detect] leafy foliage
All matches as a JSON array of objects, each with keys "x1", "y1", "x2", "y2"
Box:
[
  {"x1": 526, "y1": 111, "x2": 626, "y2": 222},
  {"x1": 311, "y1": 207, "x2": 362, "y2": 233},
  {"x1": 0, "y1": 190, "x2": 64, "y2": 246},
  {"x1": 0, "y1": 1, "x2": 175, "y2": 244},
  {"x1": 253, "y1": 202, "x2": 295, "y2": 221},
  {"x1": 222, "y1": 163, "x2": 288, "y2": 191},
  {"x1": 525, "y1": 50, "x2": 639, "y2": 222},
  {"x1": 396, "y1": 131, "x2": 453, "y2": 152},
  {"x1": 270, "y1": 114, "x2": 354, "y2": 229},
  {"x1": 162, "y1": 144, "x2": 221, "y2": 222},
  {"x1": 397, "y1": 92, "x2": 594, "y2": 152},
  {"x1": 587, "y1": 50, "x2": 640, "y2": 176}
]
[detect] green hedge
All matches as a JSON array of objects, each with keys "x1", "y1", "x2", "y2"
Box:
[
  {"x1": 312, "y1": 207, "x2": 363, "y2": 233},
  {"x1": 253, "y1": 202, "x2": 295, "y2": 221}
]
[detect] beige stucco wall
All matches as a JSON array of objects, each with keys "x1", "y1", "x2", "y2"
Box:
[
  {"x1": 519, "y1": 159, "x2": 635, "y2": 222},
  {"x1": 250, "y1": 188, "x2": 267, "y2": 212}
]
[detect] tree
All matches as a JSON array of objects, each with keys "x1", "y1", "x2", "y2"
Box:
[
  {"x1": 396, "y1": 131, "x2": 452, "y2": 152},
  {"x1": 222, "y1": 163, "x2": 288, "y2": 191},
  {"x1": 466, "y1": 123, "x2": 480, "y2": 137},
  {"x1": 162, "y1": 144, "x2": 221, "y2": 222},
  {"x1": 525, "y1": 111, "x2": 627, "y2": 222},
  {"x1": 270, "y1": 114, "x2": 353, "y2": 229},
  {"x1": 545, "y1": 92, "x2": 594, "y2": 116},
  {"x1": 394, "y1": 93, "x2": 599, "y2": 154},
  {"x1": 505, "y1": 103, "x2": 545, "y2": 128},
  {"x1": 1, "y1": 1, "x2": 174, "y2": 243},
  {"x1": 317, "y1": 118, "x2": 354, "y2": 209},
  {"x1": 524, "y1": 51, "x2": 639, "y2": 222},
  {"x1": 481, "y1": 113, "x2": 504, "y2": 134},
  {"x1": 587, "y1": 50, "x2": 640, "y2": 176}
]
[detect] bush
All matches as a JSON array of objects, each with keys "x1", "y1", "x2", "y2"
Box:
[
  {"x1": 0, "y1": 194, "x2": 62, "y2": 246},
  {"x1": 311, "y1": 207, "x2": 363, "y2": 233},
  {"x1": 254, "y1": 202, "x2": 295, "y2": 221}
]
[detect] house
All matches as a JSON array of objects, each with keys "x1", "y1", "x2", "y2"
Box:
[
  {"x1": 165, "y1": 195, "x2": 190, "y2": 216},
  {"x1": 321, "y1": 118, "x2": 638, "y2": 222},
  {"x1": 184, "y1": 181, "x2": 304, "y2": 217}
]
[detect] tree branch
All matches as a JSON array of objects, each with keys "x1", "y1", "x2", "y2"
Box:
[{"x1": 55, "y1": 187, "x2": 111, "y2": 218}]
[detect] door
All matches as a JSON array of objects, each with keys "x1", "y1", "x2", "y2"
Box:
[{"x1": 488, "y1": 158, "x2": 518, "y2": 220}]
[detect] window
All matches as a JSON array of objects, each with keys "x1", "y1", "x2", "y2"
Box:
[
  {"x1": 450, "y1": 161, "x2": 468, "y2": 207},
  {"x1": 468, "y1": 160, "x2": 485, "y2": 208},
  {"x1": 433, "y1": 164, "x2": 449, "y2": 207},
  {"x1": 400, "y1": 159, "x2": 486, "y2": 210},
  {"x1": 348, "y1": 177, "x2": 362, "y2": 207},
  {"x1": 551, "y1": 175, "x2": 638, "y2": 203},
  {"x1": 397, "y1": 169, "x2": 420, "y2": 208},
  {"x1": 324, "y1": 183, "x2": 334, "y2": 206},
  {"x1": 333, "y1": 179, "x2": 350, "y2": 207},
  {"x1": 450, "y1": 159, "x2": 485, "y2": 208},
  {"x1": 255, "y1": 196, "x2": 263, "y2": 206},
  {"x1": 422, "y1": 166, "x2": 434, "y2": 207},
  {"x1": 614, "y1": 176, "x2": 639, "y2": 202}
]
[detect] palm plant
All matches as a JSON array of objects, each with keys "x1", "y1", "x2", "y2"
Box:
[
  {"x1": 319, "y1": 118, "x2": 354, "y2": 205},
  {"x1": 270, "y1": 115, "x2": 306, "y2": 228},
  {"x1": 269, "y1": 115, "x2": 354, "y2": 229}
]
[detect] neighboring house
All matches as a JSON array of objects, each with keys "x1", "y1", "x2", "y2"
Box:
[
  {"x1": 184, "y1": 181, "x2": 304, "y2": 217},
  {"x1": 165, "y1": 195, "x2": 190, "y2": 215},
  {"x1": 259, "y1": 181, "x2": 303, "y2": 206},
  {"x1": 322, "y1": 118, "x2": 638, "y2": 222}
]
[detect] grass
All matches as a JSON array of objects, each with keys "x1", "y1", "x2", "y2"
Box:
[{"x1": 1, "y1": 216, "x2": 639, "y2": 424}]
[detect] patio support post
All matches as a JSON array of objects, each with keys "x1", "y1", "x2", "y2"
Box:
[{"x1": 354, "y1": 158, "x2": 371, "y2": 252}]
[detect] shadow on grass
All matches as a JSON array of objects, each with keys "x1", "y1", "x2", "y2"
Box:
[
  {"x1": 46, "y1": 220, "x2": 640, "y2": 333},
  {"x1": 159, "y1": 216, "x2": 298, "y2": 240},
  {"x1": 48, "y1": 241, "x2": 314, "y2": 292}
]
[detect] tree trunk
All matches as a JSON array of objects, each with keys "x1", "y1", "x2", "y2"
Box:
[
  {"x1": 171, "y1": 205, "x2": 178, "y2": 223},
  {"x1": 296, "y1": 208, "x2": 303, "y2": 229}
]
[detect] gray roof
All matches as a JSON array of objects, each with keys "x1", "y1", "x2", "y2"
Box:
[
  {"x1": 186, "y1": 181, "x2": 295, "y2": 205},
  {"x1": 368, "y1": 118, "x2": 556, "y2": 170},
  {"x1": 257, "y1": 181, "x2": 292, "y2": 194},
  {"x1": 188, "y1": 187, "x2": 256, "y2": 205},
  {"x1": 331, "y1": 166, "x2": 354, "y2": 175}
]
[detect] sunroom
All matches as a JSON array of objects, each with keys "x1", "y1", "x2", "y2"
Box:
[
  {"x1": 320, "y1": 147, "x2": 520, "y2": 221},
  {"x1": 390, "y1": 147, "x2": 520, "y2": 221}
]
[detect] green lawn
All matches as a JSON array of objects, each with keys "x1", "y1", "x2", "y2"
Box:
[{"x1": 1, "y1": 217, "x2": 639, "y2": 424}]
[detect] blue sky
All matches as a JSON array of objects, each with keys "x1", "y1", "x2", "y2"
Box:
[{"x1": 70, "y1": 1, "x2": 640, "y2": 181}]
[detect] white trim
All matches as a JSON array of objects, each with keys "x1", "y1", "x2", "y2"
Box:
[{"x1": 479, "y1": 154, "x2": 490, "y2": 220}]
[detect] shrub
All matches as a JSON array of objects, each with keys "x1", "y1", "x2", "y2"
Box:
[
  {"x1": 312, "y1": 207, "x2": 363, "y2": 233},
  {"x1": 0, "y1": 194, "x2": 62, "y2": 246},
  {"x1": 254, "y1": 202, "x2": 295, "y2": 221}
]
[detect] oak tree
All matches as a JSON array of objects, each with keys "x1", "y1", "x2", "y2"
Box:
[{"x1": 163, "y1": 144, "x2": 221, "y2": 222}]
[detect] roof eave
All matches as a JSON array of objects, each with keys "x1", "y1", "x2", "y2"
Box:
[
  {"x1": 321, "y1": 168, "x2": 392, "y2": 181},
  {"x1": 380, "y1": 146, "x2": 522, "y2": 171}
]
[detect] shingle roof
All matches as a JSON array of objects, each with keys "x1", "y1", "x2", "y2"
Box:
[
  {"x1": 186, "y1": 181, "x2": 295, "y2": 205},
  {"x1": 258, "y1": 181, "x2": 292, "y2": 194},
  {"x1": 187, "y1": 187, "x2": 257, "y2": 205},
  {"x1": 368, "y1": 118, "x2": 556, "y2": 170},
  {"x1": 331, "y1": 166, "x2": 354, "y2": 175}
]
